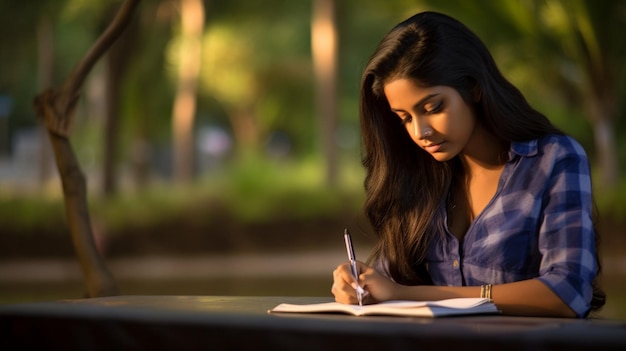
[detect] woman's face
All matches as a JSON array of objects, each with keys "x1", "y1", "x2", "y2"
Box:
[{"x1": 383, "y1": 78, "x2": 477, "y2": 162}]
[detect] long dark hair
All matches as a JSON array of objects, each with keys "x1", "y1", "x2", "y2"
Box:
[{"x1": 360, "y1": 11, "x2": 605, "y2": 311}]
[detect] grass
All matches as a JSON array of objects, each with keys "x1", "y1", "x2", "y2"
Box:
[
  {"x1": 0, "y1": 155, "x2": 366, "y2": 236},
  {"x1": 1, "y1": 155, "x2": 624, "y2": 235}
]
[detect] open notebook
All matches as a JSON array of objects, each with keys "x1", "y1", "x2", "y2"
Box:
[{"x1": 269, "y1": 297, "x2": 499, "y2": 317}]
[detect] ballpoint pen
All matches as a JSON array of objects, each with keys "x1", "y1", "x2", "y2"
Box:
[{"x1": 344, "y1": 228, "x2": 364, "y2": 306}]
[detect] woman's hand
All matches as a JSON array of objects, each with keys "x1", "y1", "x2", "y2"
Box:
[{"x1": 331, "y1": 260, "x2": 401, "y2": 304}]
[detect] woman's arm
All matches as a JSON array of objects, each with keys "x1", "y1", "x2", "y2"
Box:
[
  {"x1": 393, "y1": 278, "x2": 576, "y2": 317},
  {"x1": 332, "y1": 261, "x2": 576, "y2": 318}
]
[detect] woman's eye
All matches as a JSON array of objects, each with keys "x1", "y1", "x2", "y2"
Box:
[
  {"x1": 425, "y1": 101, "x2": 443, "y2": 114},
  {"x1": 400, "y1": 115, "x2": 412, "y2": 125}
]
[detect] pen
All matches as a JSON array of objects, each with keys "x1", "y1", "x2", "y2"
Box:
[{"x1": 344, "y1": 228, "x2": 364, "y2": 306}]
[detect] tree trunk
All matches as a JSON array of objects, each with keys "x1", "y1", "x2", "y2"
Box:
[
  {"x1": 32, "y1": 0, "x2": 141, "y2": 297},
  {"x1": 584, "y1": 36, "x2": 619, "y2": 188},
  {"x1": 229, "y1": 105, "x2": 260, "y2": 157},
  {"x1": 102, "y1": 7, "x2": 137, "y2": 197},
  {"x1": 587, "y1": 93, "x2": 618, "y2": 188},
  {"x1": 311, "y1": 0, "x2": 339, "y2": 187},
  {"x1": 592, "y1": 118, "x2": 617, "y2": 187},
  {"x1": 48, "y1": 132, "x2": 117, "y2": 296},
  {"x1": 36, "y1": 14, "x2": 54, "y2": 186},
  {"x1": 172, "y1": 0, "x2": 204, "y2": 184}
]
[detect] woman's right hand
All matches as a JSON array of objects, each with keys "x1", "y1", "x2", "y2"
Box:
[{"x1": 331, "y1": 260, "x2": 401, "y2": 304}]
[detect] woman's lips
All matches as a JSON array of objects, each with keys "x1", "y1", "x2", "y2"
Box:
[{"x1": 423, "y1": 142, "x2": 443, "y2": 153}]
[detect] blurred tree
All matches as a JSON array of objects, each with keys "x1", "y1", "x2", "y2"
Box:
[
  {"x1": 36, "y1": 12, "x2": 56, "y2": 185},
  {"x1": 201, "y1": 24, "x2": 260, "y2": 154},
  {"x1": 118, "y1": 0, "x2": 176, "y2": 188},
  {"x1": 171, "y1": 0, "x2": 205, "y2": 183},
  {"x1": 200, "y1": 0, "x2": 313, "y2": 159},
  {"x1": 312, "y1": 0, "x2": 339, "y2": 187},
  {"x1": 537, "y1": 0, "x2": 624, "y2": 187},
  {"x1": 0, "y1": 1, "x2": 62, "y2": 186},
  {"x1": 32, "y1": 0, "x2": 142, "y2": 297},
  {"x1": 424, "y1": 0, "x2": 625, "y2": 188},
  {"x1": 102, "y1": 3, "x2": 140, "y2": 196}
]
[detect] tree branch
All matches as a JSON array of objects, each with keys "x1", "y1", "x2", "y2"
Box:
[
  {"x1": 40, "y1": 0, "x2": 142, "y2": 137},
  {"x1": 33, "y1": 0, "x2": 142, "y2": 297}
]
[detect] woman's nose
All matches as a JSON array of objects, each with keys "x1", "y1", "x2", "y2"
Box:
[{"x1": 412, "y1": 120, "x2": 433, "y2": 138}]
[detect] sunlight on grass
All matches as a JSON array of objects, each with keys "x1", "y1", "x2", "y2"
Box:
[
  {"x1": 196, "y1": 156, "x2": 365, "y2": 223},
  {"x1": 0, "y1": 154, "x2": 367, "y2": 241},
  {"x1": 79, "y1": 156, "x2": 367, "y2": 231},
  {"x1": 2, "y1": 155, "x2": 623, "y2": 232}
]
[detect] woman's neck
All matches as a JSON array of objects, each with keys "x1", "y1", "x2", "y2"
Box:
[{"x1": 459, "y1": 125, "x2": 509, "y2": 175}]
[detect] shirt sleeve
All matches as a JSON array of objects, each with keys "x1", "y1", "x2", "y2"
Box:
[{"x1": 535, "y1": 136, "x2": 597, "y2": 317}]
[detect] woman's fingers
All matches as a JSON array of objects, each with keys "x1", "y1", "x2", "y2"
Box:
[{"x1": 332, "y1": 261, "x2": 371, "y2": 304}]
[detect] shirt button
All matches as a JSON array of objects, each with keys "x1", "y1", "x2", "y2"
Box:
[{"x1": 453, "y1": 259, "x2": 459, "y2": 268}]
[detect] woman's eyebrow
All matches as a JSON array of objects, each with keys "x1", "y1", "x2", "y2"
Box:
[{"x1": 390, "y1": 93, "x2": 440, "y2": 113}]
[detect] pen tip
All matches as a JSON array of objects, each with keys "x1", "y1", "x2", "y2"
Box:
[{"x1": 344, "y1": 228, "x2": 349, "y2": 235}]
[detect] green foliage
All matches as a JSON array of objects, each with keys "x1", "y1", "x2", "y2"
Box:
[
  {"x1": 198, "y1": 1, "x2": 315, "y2": 155},
  {"x1": 593, "y1": 176, "x2": 626, "y2": 223},
  {"x1": 210, "y1": 156, "x2": 362, "y2": 222},
  {"x1": 5, "y1": 153, "x2": 625, "y2": 239},
  {"x1": 0, "y1": 156, "x2": 364, "y2": 239},
  {"x1": 0, "y1": 194, "x2": 66, "y2": 234},
  {"x1": 1, "y1": 0, "x2": 625, "y2": 236},
  {"x1": 85, "y1": 156, "x2": 365, "y2": 235}
]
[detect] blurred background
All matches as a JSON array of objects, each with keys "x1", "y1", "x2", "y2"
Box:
[{"x1": 0, "y1": 0, "x2": 624, "y2": 319}]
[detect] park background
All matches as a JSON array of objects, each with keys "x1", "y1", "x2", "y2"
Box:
[{"x1": 0, "y1": 0, "x2": 624, "y2": 319}]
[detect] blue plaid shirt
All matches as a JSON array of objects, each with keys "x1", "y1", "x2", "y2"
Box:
[{"x1": 426, "y1": 134, "x2": 597, "y2": 317}]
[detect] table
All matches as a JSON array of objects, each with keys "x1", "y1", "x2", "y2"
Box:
[{"x1": 1, "y1": 295, "x2": 625, "y2": 350}]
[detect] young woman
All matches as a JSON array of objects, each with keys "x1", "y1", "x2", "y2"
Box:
[{"x1": 332, "y1": 11, "x2": 605, "y2": 318}]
